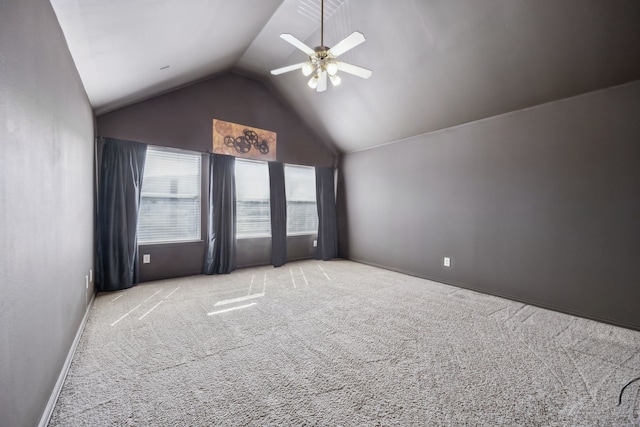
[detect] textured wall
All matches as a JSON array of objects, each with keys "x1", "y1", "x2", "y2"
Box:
[
  {"x1": 97, "y1": 72, "x2": 336, "y2": 167},
  {"x1": 0, "y1": 1, "x2": 95, "y2": 426},
  {"x1": 97, "y1": 73, "x2": 335, "y2": 279},
  {"x1": 339, "y1": 81, "x2": 640, "y2": 330}
]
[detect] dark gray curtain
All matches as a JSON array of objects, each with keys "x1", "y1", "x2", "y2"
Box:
[
  {"x1": 269, "y1": 162, "x2": 287, "y2": 267},
  {"x1": 204, "y1": 154, "x2": 236, "y2": 274},
  {"x1": 315, "y1": 166, "x2": 338, "y2": 260},
  {"x1": 97, "y1": 138, "x2": 147, "y2": 292}
]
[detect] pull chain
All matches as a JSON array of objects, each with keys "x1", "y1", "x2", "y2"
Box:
[{"x1": 320, "y1": 0, "x2": 324, "y2": 47}]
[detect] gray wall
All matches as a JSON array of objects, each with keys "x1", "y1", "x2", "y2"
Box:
[
  {"x1": 339, "y1": 81, "x2": 640, "y2": 330},
  {"x1": 0, "y1": 1, "x2": 95, "y2": 426},
  {"x1": 236, "y1": 234, "x2": 317, "y2": 269},
  {"x1": 97, "y1": 73, "x2": 334, "y2": 280},
  {"x1": 97, "y1": 72, "x2": 335, "y2": 166}
]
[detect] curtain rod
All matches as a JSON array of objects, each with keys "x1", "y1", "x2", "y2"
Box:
[{"x1": 96, "y1": 136, "x2": 335, "y2": 169}]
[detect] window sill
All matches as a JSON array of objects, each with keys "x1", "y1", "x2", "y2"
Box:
[
  {"x1": 139, "y1": 240, "x2": 204, "y2": 247},
  {"x1": 237, "y1": 235, "x2": 272, "y2": 240}
]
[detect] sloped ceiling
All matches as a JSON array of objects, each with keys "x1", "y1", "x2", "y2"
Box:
[
  {"x1": 51, "y1": 0, "x2": 640, "y2": 154},
  {"x1": 49, "y1": 0, "x2": 284, "y2": 114}
]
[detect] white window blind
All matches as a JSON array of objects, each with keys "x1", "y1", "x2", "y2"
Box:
[
  {"x1": 285, "y1": 164, "x2": 318, "y2": 235},
  {"x1": 235, "y1": 159, "x2": 271, "y2": 238},
  {"x1": 138, "y1": 147, "x2": 201, "y2": 244}
]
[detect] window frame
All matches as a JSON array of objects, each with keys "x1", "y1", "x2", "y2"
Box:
[
  {"x1": 137, "y1": 145, "x2": 203, "y2": 245},
  {"x1": 235, "y1": 158, "x2": 272, "y2": 240},
  {"x1": 284, "y1": 164, "x2": 318, "y2": 236}
]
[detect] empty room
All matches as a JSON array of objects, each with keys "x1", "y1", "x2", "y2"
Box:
[{"x1": 2, "y1": 0, "x2": 640, "y2": 426}]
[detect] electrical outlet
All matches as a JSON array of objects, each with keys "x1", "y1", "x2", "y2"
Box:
[
  {"x1": 313, "y1": 240, "x2": 317, "y2": 247},
  {"x1": 444, "y1": 257, "x2": 451, "y2": 267},
  {"x1": 143, "y1": 254, "x2": 151, "y2": 264},
  {"x1": 85, "y1": 275, "x2": 89, "y2": 289}
]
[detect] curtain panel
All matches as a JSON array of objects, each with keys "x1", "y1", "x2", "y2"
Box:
[
  {"x1": 268, "y1": 162, "x2": 287, "y2": 267},
  {"x1": 315, "y1": 166, "x2": 338, "y2": 260},
  {"x1": 204, "y1": 153, "x2": 237, "y2": 274},
  {"x1": 96, "y1": 138, "x2": 147, "y2": 292}
]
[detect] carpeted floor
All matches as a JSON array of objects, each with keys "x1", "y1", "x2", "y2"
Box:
[{"x1": 49, "y1": 259, "x2": 640, "y2": 426}]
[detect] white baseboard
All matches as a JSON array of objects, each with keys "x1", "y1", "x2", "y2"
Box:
[{"x1": 39, "y1": 293, "x2": 95, "y2": 427}]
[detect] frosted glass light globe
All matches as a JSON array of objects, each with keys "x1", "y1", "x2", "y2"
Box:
[
  {"x1": 326, "y1": 62, "x2": 338, "y2": 76},
  {"x1": 302, "y1": 62, "x2": 314, "y2": 77}
]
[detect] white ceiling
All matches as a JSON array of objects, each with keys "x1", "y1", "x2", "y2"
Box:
[
  {"x1": 51, "y1": 0, "x2": 640, "y2": 154},
  {"x1": 50, "y1": 0, "x2": 284, "y2": 114}
]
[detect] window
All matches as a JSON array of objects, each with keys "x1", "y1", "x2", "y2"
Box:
[
  {"x1": 235, "y1": 159, "x2": 271, "y2": 238},
  {"x1": 285, "y1": 164, "x2": 318, "y2": 235},
  {"x1": 138, "y1": 147, "x2": 201, "y2": 244}
]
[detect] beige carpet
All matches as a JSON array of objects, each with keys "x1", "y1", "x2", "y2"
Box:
[{"x1": 49, "y1": 259, "x2": 640, "y2": 426}]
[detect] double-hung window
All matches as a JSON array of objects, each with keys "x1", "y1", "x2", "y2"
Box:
[
  {"x1": 284, "y1": 164, "x2": 318, "y2": 235},
  {"x1": 235, "y1": 159, "x2": 271, "y2": 238},
  {"x1": 137, "y1": 146, "x2": 201, "y2": 244}
]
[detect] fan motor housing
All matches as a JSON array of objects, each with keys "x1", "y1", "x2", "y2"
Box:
[{"x1": 314, "y1": 46, "x2": 330, "y2": 59}]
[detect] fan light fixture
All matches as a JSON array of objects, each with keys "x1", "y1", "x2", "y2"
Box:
[
  {"x1": 302, "y1": 62, "x2": 315, "y2": 76},
  {"x1": 326, "y1": 62, "x2": 338, "y2": 76},
  {"x1": 270, "y1": 0, "x2": 372, "y2": 92},
  {"x1": 308, "y1": 75, "x2": 319, "y2": 89}
]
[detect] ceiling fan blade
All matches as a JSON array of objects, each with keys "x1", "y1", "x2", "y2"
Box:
[
  {"x1": 328, "y1": 31, "x2": 366, "y2": 57},
  {"x1": 336, "y1": 61, "x2": 373, "y2": 79},
  {"x1": 280, "y1": 33, "x2": 315, "y2": 56},
  {"x1": 271, "y1": 62, "x2": 306, "y2": 75},
  {"x1": 317, "y1": 70, "x2": 328, "y2": 92}
]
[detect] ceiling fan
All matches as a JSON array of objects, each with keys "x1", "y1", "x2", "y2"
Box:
[{"x1": 270, "y1": 0, "x2": 372, "y2": 92}]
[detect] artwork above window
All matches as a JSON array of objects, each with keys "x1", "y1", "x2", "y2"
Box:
[
  {"x1": 212, "y1": 119, "x2": 277, "y2": 162},
  {"x1": 137, "y1": 146, "x2": 201, "y2": 244}
]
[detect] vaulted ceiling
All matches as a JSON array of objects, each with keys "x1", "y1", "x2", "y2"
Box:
[{"x1": 50, "y1": 0, "x2": 640, "y2": 154}]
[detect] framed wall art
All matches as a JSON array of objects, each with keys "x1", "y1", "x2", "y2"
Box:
[{"x1": 213, "y1": 119, "x2": 277, "y2": 161}]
